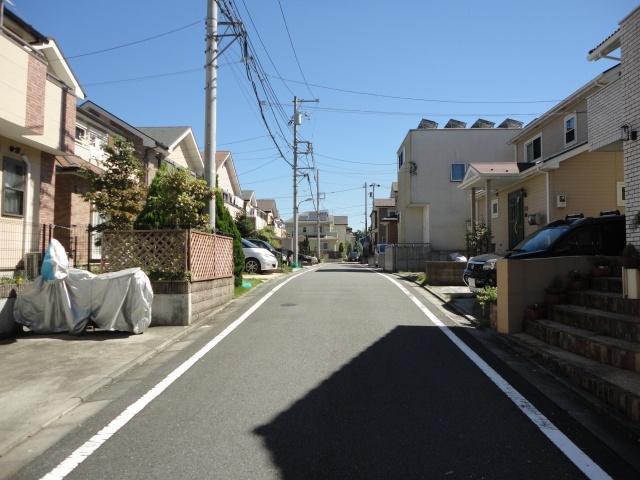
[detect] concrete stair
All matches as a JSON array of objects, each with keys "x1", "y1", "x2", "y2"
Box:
[{"x1": 516, "y1": 269, "x2": 640, "y2": 431}]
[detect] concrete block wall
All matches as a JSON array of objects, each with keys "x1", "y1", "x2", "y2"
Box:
[
  {"x1": 191, "y1": 277, "x2": 234, "y2": 322},
  {"x1": 622, "y1": 8, "x2": 640, "y2": 247}
]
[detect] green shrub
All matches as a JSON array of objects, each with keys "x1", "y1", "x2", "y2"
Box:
[
  {"x1": 476, "y1": 286, "x2": 497, "y2": 306},
  {"x1": 215, "y1": 191, "x2": 244, "y2": 286}
]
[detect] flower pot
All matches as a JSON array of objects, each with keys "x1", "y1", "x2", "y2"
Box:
[{"x1": 622, "y1": 267, "x2": 640, "y2": 300}]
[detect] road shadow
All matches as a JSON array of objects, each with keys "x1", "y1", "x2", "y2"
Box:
[{"x1": 253, "y1": 325, "x2": 582, "y2": 480}]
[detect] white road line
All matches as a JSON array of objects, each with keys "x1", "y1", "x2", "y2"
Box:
[
  {"x1": 377, "y1": 272, "x2": 612, "y2": 480},
  {"x1": 41, "y1": 268, "x2": 314, "y2": 480}
]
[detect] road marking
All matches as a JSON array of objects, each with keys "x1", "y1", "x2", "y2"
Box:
[
  {"x1": 41, "y1": 268, "x2": 314, "y2": 480},
  {"x1": 377, "y1": 272, "x2": 612, "y2": 480}
]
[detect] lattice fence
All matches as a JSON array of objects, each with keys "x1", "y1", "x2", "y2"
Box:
[
  {"x1": 102, "y1": 229, "x2": 233, "y2": 281},
  {"x1": 102, "y1": 230, "x2": 188, "y2": 276}
]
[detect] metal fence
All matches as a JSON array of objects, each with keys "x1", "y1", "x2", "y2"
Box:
[
  {"x1": 383, "y1": 243, "x2": 432, "y2": 272},
  {"x1": 0, "y1": 220, "x2": 101, "y2": 279}
]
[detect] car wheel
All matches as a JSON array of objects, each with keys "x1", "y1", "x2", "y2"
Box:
[{"x1": 245, "y1": 258, "x2": 261, "y2": 274}]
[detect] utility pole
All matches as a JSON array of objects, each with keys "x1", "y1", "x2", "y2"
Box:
[
  {"x1": 291, "y1": 96, "x2": 318, "y2": 267},
  {"x1": 204, "y1": 0, "x2": 217, "y2": 231},
  {"x1": 369, "y1": 182, "x2": 380, "y2": 245},
  {"x1": 316, "y1": 169, "x2": 320, "y2": 260},
  {"x1": 364, "y1": 182, "x2": 368, "y2": 256}
]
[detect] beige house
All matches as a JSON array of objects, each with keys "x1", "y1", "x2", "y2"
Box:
[
  {"x1": 256, "y1": 199, "x2": 286, "y2": 239},
  {"x1": 137, "y1": 126, "x2": 204, "y2": 177},
  {"x1": 216, "y1": 150, "x2": 244, "y2": 219},
  {"x1": 284, "y1": 210, "x2": 351, "y2": 256},
  {"x1": 0, "y1": 9, "x2": 84, "y2": 274},
  {"x1": 460, "y1": 65, "x2": 624, "y2": 253},
  {"x1": 395, "y1": 118, "x2": 523, "y2": 252}
]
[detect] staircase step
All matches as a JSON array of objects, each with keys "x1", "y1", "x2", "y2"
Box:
[
  {"x1": 526, "y1": 319, "x2": 640, "y2": 372},
  {"x1": 550, "y1": 304, "x2": 640, "y2": 342},
  {"x1": 590, "y1": 276, "x2": 622, "y2": 294},
  {"x1": 511, "y1": 333, "x2": 640, "y2": 426},
  {"x1": 568, "y1": 290, "x2": 640, "y2": 317}
]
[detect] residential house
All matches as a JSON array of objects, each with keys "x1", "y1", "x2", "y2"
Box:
[
  {"x1": 370, "y1": 197, "x2": 398, "y2": 246},
  {"x1": 241, "y1": 189, "x2": 268, "y2": 231},
  {"x1": 395, "y1": 118, "x2": 522, "y2": 253},
  {"x1": 256, "y1": 198, "x2": 286, "y2": 239},
  {"x1": 216, "y1": 150, "x2": 244, "y2": 219},
  {"x1": 0, "y1": 9, "x2": 84, "y2": 274},
  {"x1": 136, "y1": 126, "x2": 204, "y2": 177},
  {"x1": 588, "y1": 6, "x2": 640, "y2": 248},
  {"x1": 284, "y1": 210, "x2": 350, "y2": 256},
  {"x1": 459, "y1": 65, "x2": 624, "y2": 253}
]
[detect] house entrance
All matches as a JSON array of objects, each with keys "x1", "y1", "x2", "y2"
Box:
[{"x1": 508, "y1": 190, "x2": 524, "y2": 249}]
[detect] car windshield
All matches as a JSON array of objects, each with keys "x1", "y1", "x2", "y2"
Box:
[
  {"x1": 241, "y1": 239, "x2": 259, "y2": 248},
  {"x1": 510, "y1": 225, "x2": 571, "y2": 253}
]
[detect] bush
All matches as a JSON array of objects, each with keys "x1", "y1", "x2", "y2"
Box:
[
  {"x1": 215, "y1": 191, "x2": 244, "y2": 286},
  {"x1": 136, "y1": 164, "x2": 214, "y2": 229},
  {"x1": 476, "y1": 286, "x2": 497, "y2": 306}
]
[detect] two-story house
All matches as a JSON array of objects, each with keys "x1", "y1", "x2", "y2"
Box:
[
  {"x1": 370, "y1": 197, "x2": 398, "y2": 246},
  {"x1": 256, "y1": 199, "x2": 286, "y2": 239},
  {"x1": 0, "y1": 9, "x2": 84, "y2": 274},
  {"x1": 459, "y1": 65, "x2": 624, "y2": 253},
  {"x1": 395, "y1": 118, "x2": 522, "y2": 255},
  {"x1": 216, "y1": 150, "x2": 244, "y2": 219},
  {"x1": 284, "y1": 210, "x2": 349, "y2": 256}
]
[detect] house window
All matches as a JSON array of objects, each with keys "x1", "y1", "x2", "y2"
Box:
[
  {"x1": 617, "y1": 181, "x2": 625, "y2": 207},
  {"x1": 2, "y1": 157, "x2": 26, "y2": 217},
  {"x1": 450, "y1": 164, "x2": 466, "y2": 182},
  {"x1": 564, "y1": 115, "x2": 576, "y2": 145},
  {"x1": 398, "y1": 148, "x2": 404, "y2": 169},
  {"x1": 525, "y1": 135, "x2": 542, "y2": 162},
  {"x1": 75, "y1": 125, "x2": 86, "y2": 141},
  {"x1": 491, "y1": 198, "x2": 499, "y2": 219},
  {"x1": 302, "y1": 227, "x2": 306, "y2": 233}
]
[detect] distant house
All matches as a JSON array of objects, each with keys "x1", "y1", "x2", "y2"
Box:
[
  {"x1": 216, "y1": 150, "x2": 244, "y2": 219},
  {"x1": 256, "y1": 199, "x2": 286, "y2": 238},
  {"x1": 588, "y1": 6, "x2": 640, "y2": 248},
  {"x1": 284, "y1": 210, "x2": 351, "y2": 256},
  {"x1": 0, "y1": 9, "x2": 84, "y2": 274},
  {"x1": 241, "y1": 189, "x2": 268, "y2": 231},
  {"x1": 137, "y1": 126, "x2": 204, "y2": 177},
  {"x1": 370, "y1": 196, "x2": 398, "y2": 246},
  {"x1": 459, "y1": 66, "x2": 624, "y2": 253},
  {"x1": 395, "y1": 118, "x2": 522, "y2": 253}
]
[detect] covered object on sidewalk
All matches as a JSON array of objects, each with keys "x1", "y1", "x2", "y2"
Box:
[{"x1": 14, "y1": 240, "x2": 153, "y2": 334}]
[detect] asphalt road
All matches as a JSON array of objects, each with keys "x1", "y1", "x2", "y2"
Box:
[{"x1": 14, "y1": 264, "x2": 638, "y2": 479}]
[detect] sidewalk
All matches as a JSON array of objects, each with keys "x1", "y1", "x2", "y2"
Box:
[{"x1": 0, "y1": 268, "x2": 293, "y2": 459}]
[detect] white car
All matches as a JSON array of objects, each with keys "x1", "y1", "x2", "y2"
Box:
[{"x1": 242, "y1": 239, "x2": 278, "y2": 274}]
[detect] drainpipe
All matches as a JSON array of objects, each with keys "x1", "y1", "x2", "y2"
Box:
[
  {"x1": 471, "y1": 187, "x2": 477, "y2": 226},
  {"x1": 485, "y1": 180, "x2": 492, "y2": 233},
  {"x1": 545, "y1": 172, "x2": 550, "y2": 224}
]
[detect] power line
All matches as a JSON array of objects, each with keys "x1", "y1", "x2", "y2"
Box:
[
  {"x1": 275, "y1": 0, "x2": 315, "y2": 97},
  {"x1": 219, "y1": 135, "x2": 269, "y2": 146},
  {"x1": 315, "y1": 153, "x2": 395, "y2": 166},
  {"x1": 65, "y1": 19, "x2": 202, "y2": 60},
  {"x1": 279, "y1": 104, "x2": 541, "y2": 118},
  {"x1": 267, "y1": 74, "x2": 562, "y2": 104},
  {"x1": 237, "y1": 158, "x2": 279, "y2": 175}
]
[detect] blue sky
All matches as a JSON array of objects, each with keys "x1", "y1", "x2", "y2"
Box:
[{"x1": 10, "y1": 0, "x2": 638, "y2": 230}]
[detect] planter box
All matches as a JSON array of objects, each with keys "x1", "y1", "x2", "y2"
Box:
[{"x1": 622, "y1": 267, "x2": 640, "y2": 300}]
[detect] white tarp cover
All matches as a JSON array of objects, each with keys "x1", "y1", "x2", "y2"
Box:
[{"x1": 14, "y1": 240, "x2": 153, "y2": 334}]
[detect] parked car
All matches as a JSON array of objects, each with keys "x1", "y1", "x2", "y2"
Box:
[
  {"x1": 247, "y1": 238, "x2": 280, "y2": 257},
  {"x1": 347, "y1": 251, "x2": 360, "y2": 262},
  {"x1": 463, "y1": 213, "x2": 626, "y2": 292},
  {"x1": 241, "y1": 238, "x2": 278, "y2": 274}
]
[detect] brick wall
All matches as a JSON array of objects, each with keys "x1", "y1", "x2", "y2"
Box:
[
  {"x1": 62, "y1": 91, "x2": 76, "y2": 153},
  {"x1": 54, "y1": 173, "x2": 91, "y2": 228},
  {"x1": 39, "y1": 152, "x2": 55, "y2": 225},
  {"x1": 622, "y1": 9, "x2": 640, "y2": 247},
  {"x1": 25, "y1": 55, "x2": 46, "y2": 135},
  {"x1": 588, "y1": 78, "x2": 624, "y2": 151}
]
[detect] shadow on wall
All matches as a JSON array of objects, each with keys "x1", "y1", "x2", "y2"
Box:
[{"x1": 252, "y1": 326, "x2": 583, "y2": 480}]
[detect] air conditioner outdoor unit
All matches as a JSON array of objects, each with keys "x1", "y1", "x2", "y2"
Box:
[{"x1": 24, "y1": 252, "x2": 41, "y2": 280}]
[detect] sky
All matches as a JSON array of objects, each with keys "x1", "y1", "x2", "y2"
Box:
[{"x1": 9, "y1": 0, "x2": 638, "y2": 230}]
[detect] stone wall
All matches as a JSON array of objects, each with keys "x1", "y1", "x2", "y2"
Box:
[{"x1": 424, "y1": 261, "x2": 466, "y2": 286}]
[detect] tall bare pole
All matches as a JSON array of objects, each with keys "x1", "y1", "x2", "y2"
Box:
[
  {"x1": 316, "y1": 169, "x2": 320, "y2": 260},
  {"x1": 364, "y1": 182, "x2": 368, "y2": 255},
  {"x1": 204, "y1": 0, "x2": 217, "y2": 230},
  {"x1": 292, "y1": 96, "x2": 299, "y2": 266}
]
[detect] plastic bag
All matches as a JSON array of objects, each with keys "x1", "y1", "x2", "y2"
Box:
[{"x1": 41, "y1": 239, "x2": 69, "y2": 281}]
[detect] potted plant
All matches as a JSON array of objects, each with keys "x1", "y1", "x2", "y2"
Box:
[
  {"x1": 476, "y1": 286, "x2": 498, "y2": 329},
  {"x1": 544, "y1": 275, "x2": 566, "y2": 305},
  {"x1": 524, "y1": 303, "x2": 547, "y2": 322},
  {"x1": 567, "y1": 270, "x2": 588, "y2": 291},
  {"x1": 591, "y1": 256, "x2": 612, "y2": 278},
  {"x1": 621, "y1": 243, "x2": 640, "y2": 299}
]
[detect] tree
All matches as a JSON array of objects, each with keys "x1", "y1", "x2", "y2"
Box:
[
  {"x1": 299, "y1": 237, "x2": 311, "y2": 254},
  {"x1": 136, "y1": 165, "x2": 214, "y2": 229},
  {"x1": 254, "y1": 226, "x2": 281, "y2": 248},
  {"x1": 346, "y1": 243, "x2": 352, "y2": 255},
  {"x1": 235, "y1": 212, "x2": 255, "y2": 238},
  {"x1": 82, "y1": 137, "x2": 147, "y2": 231},
  {"x1": 215, "y1": 191, "x2": 244, "y2": 286},
  {"x1": 338, "y1": 242, "x2": 344, "y2": 254}
]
